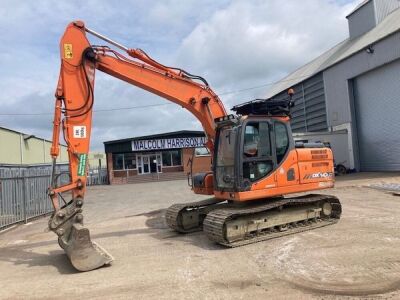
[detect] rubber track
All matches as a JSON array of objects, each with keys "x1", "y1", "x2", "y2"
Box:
[
  {"x1": 165, "y1": 198, "x2": 223, "y2": 233},
  {"x1": 203, "y1": 194, "x2": 341, "y2": 247}
]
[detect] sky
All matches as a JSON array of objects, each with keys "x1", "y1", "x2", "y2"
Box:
[{"x1": 0, "y1": 0, "x2": 361, "y2": 151}]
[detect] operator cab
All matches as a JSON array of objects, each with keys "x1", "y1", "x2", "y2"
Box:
[{"x1": 213, "y1": 97, "x2": 295, "y2": 192}]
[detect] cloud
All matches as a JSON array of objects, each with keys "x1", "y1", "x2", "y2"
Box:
[
  {"x1": 176, "y1": 0, "x2": 357, "y2": 105},
  {"x1": 0, "y1": 0, "x2": 359, "y2": 151}
]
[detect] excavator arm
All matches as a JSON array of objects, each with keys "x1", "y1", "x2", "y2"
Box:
[{"x1": 48, "y1": 21, "x2": 226, "y2": 271}]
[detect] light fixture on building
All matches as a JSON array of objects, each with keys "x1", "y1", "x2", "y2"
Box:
[{"x1": 366, "y1": 45, "x2": 374, "y2": 54}]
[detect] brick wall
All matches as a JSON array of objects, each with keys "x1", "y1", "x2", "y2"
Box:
[
  {"x1": 106, "y1": 153, "x2": 114, "y2": 184},
  {"x1": 163, "y1": 166, "x2": 184, "y2": 173}
]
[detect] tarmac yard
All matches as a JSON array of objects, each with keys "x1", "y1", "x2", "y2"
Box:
[{"x1": 1, "y1": 173, "x2": 400, "y2": 299}]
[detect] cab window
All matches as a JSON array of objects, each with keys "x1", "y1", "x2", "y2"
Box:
[
  {"x1": 243, "y1": 124, "x2": 259, "y2": 157},
  {"x1": 242, "y1": 122, "x2": 273, "y2": 183},
  {"x1": 243, "y1": 123, "x2": 271, "y2": 158},
  {"x1": 275, "y1": 122, "x2": 289, "y2": 164}
]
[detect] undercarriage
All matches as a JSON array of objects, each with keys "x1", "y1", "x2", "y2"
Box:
[{"x1": 166, "y1": 194, "x2": 341, "y2": 247}]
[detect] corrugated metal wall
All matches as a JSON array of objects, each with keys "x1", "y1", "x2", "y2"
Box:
[
  {"x1": 0, "y1": 128, "x2": 69, "y2": 165},
  {"x1": 272, "y1": 73, "x2": 328, "y2": 133},
  {"x1": 375, "y1": 0, "x2": 400, "y2": 24}
]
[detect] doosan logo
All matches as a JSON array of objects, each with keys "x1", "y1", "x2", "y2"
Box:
[{"x1": 303, "y1": 172, "x2": 333, "y2": 180}]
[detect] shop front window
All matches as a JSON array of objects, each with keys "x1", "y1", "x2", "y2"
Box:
[
  {"x1": 112, "y1": 153, "x2": 137, "y2": 170},
  {"x1": 124, "y1": 153, "x2": 137, "y2": 169},
  {"x1": 171, "y1": 150, "x2": 181, "y2": 166},
  {"x1": 162, "y1": 152, "x2": 172, "y2": 166},
  {"x1": 113, "y1": 154, "x2": 124, "y2": 170},
  {"x1": 161, "y1": 150, "x2": 182, "y2": 166}
]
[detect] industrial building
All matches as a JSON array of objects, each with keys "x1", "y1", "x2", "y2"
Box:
[
  {"x1": 0, "y1": 126, "x2": 69, "y2": 166},
  {"x1": 0, "y1": 126, "x2": 106, "y2": 168},
  {"x1": 86, "y1": 152, "x2": 107, "y2": 168},
  {"x1": 104, "y1": 131, "x2": 211, "y2": 184},
  {"x1": 267, "y1": 0, "x2": 400, "y2": 171}
]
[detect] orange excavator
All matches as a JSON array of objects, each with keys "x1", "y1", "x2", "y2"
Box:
[{"x1": 48, "y1": 21, "x2": 342, "y2": 271}]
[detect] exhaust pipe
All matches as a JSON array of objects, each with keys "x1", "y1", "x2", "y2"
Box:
[{"x1": 49, "y1": 198, "x2": 113, "y2": 271}]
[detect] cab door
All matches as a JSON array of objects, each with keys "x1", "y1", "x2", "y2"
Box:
[{"x1": 240, "y1": 120, "x2": 275, "y2": 190}]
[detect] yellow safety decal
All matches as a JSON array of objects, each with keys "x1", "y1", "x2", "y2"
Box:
[{"x1": 64, "y1": 43, "x2": 73, "y2": 59}]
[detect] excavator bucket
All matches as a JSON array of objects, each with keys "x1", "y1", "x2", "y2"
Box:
[
  {"x1": 58, "y1": 224, "x2": 113, "y2": 272},
  {"x1": 49, "y1": 199, "x2": 113, "y2": 272}
]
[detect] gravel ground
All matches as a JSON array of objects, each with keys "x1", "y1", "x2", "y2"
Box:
[{"x1": 1, "y1": 172, "x2": 400, "y2": 299}]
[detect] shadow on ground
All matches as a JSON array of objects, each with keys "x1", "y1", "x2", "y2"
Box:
[
  {"x1": 0, "y1": 246, "x2": 77, "y2": 274},
  {"x1": 126, "y1": 208, "x2": 225, "y2": 251},
  {"x1": 0, "y1": 207, "x2": 224, "y2": 273}
]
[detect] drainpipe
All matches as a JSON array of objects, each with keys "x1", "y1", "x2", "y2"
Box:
[
  {"x1": 19, "y1": 133, "x2": 23, "y2": 165},
  {"x1": 43, "y1": 139, "x2": 46, "y2": 163}
]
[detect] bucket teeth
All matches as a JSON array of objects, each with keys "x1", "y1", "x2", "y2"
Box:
[{"x1": 62, "y1": 223, "x2": 113, "y2": 272}]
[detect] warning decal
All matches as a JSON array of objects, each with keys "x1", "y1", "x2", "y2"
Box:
[
  {"x1": 77, "y1": 154, "x2": 87, "y2": 177},
  {"x1": 64, "y1": 43, "x2": 73, "y2": 59},
  {"x1": 73, "y1": 126, "x2": 87, "y2": 138}
]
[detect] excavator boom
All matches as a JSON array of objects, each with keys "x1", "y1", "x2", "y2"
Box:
[{"x1": 48, "y1": 21, "x2": 226, "y2": 271}]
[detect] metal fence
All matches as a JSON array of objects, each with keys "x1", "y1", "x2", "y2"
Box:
[
  {"x1": 87, "y1": 167, "x2": 108, "y2": 186},
  {"x1": 0, "y1": 165, "x2": 108, "y2": 230}
]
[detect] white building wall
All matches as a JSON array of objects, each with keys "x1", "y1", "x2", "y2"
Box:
[
  {"x1": 347, "y1": 0, "x2": 376, "y2": 39},
  {"x1": 323, "y1": 30, "x2": 400, "y2": 128}
]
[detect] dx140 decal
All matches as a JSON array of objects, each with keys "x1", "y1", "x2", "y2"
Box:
[{"x1": 303, "y1": 172, "x2": 333, "y2": 180}]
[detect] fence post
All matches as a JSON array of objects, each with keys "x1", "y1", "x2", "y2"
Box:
[
  {"x1": 98, "y1": 167, "x2": 100, "y2": 184},
  {"x1": 0, "y1": 171, "x2": 3, "y2": 221},
  {"x1": 98, "y1": 159, "x2": 101, "y2": 184},
  {"x1": 0, "y1": 171, "x2": 3, "y2": 216},
  {"x1": 22, "y1": 169, "x2": 28, "y2": 224}
]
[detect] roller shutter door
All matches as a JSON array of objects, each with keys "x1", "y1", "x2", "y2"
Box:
[{"x1": 354, "y1": 60, "x2": 400, "y2": 171}]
